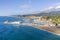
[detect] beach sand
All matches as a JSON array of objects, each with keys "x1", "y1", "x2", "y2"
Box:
[{"x1": 30, "y1": 24, "x2": 60, "y2": 35}]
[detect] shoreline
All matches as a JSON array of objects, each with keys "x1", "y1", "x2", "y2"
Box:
[
  {"x1": 21, "y1": 24, "x2": 60, "y2": 36},
  {"x1": 4, "y1": 20, "x2": 60, "y2": 36},
  {"x1": 20, "y1": 23, "x2": 60, "y2": 36},
  {"x1": 32, "y1": 25, "x2": 60, "y2": 36},
  {"x1": 18, "y1": 23, "x2": 60, "y2": 36}
]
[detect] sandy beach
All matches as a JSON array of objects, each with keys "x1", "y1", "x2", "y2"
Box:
[{"x1": 29, "y1": 24, "x2": 60, "y2": 35}]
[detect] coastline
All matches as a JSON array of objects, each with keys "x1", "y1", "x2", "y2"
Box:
[
  {"x1": 32, "y1": 26, "x2": 60, "y2": 36},
  {"x1": 18, "y1": 23, "x2": 60, "y2": 36},
  {"x1": 25, "y1": 23, "x2": 60, "y2": 36},
  {"x1": 3, "y1": 16, "x2": 60, "y2": 36}
]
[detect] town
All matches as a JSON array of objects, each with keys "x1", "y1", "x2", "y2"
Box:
[{"x1": 4, "y1": 15, "x2": 60, "y2": 35}]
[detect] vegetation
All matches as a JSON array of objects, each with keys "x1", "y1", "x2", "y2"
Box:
[
  {"x1": 15, "y1": 11, "x2": 60, "y2": 24},
  {"x1": 42, "y1": 16, "x2": 60, "y2": 24}
]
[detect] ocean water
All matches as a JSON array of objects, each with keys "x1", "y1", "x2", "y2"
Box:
[{"x1": 0, "y1": 16, "x2": 60, "y2": 40}]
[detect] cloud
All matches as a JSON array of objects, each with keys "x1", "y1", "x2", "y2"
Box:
[
  {"x1": 20, "y1": 4, "x2": 31, "y2": 9},
  {"x1": 40, "y1": 2, "x2": 60, "y2": 11},
  {"x1": 43, "y1": 7, "x2": 53, "y2": 11},
  {"x1": 55, "y1": 5, "x2": 60, "y2": 9},
  {"x1": 55, "y1": 3, "x2": 60, "y2": 9},
  {"x1": 40, "y1": 6, "x2": 53, "y2": 11},
  {"x1": 20, "y1": 0, "x2": 32, "y2": 9}
]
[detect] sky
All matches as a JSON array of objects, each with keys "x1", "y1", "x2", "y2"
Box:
[{"x1": 0, "y1": 0, "x2": 60, "y2": 16}]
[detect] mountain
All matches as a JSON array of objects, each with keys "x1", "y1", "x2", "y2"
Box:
[
  {"x1": 16, "y1": 11, "x2": 60, "y2": 17},
  {"x1": 40, "y1": 11, "x2": 60, "y2": 16},
  {"x1": 15, "y1": 3, "x2": 60, "y2": 17},
  {"x1": 41, "y1": 3, "x2": 60, "y2": 13},
  {"x1": 28, "y1": 3, "x2": 60, "y2": 16},
  {"x1": 34, "y1": 3, "x2": 60, "y2": 16}
]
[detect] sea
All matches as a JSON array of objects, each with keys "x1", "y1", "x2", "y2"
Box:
[{"x1": 0, "y1": 16, "x2": 60, "y2": 40}]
